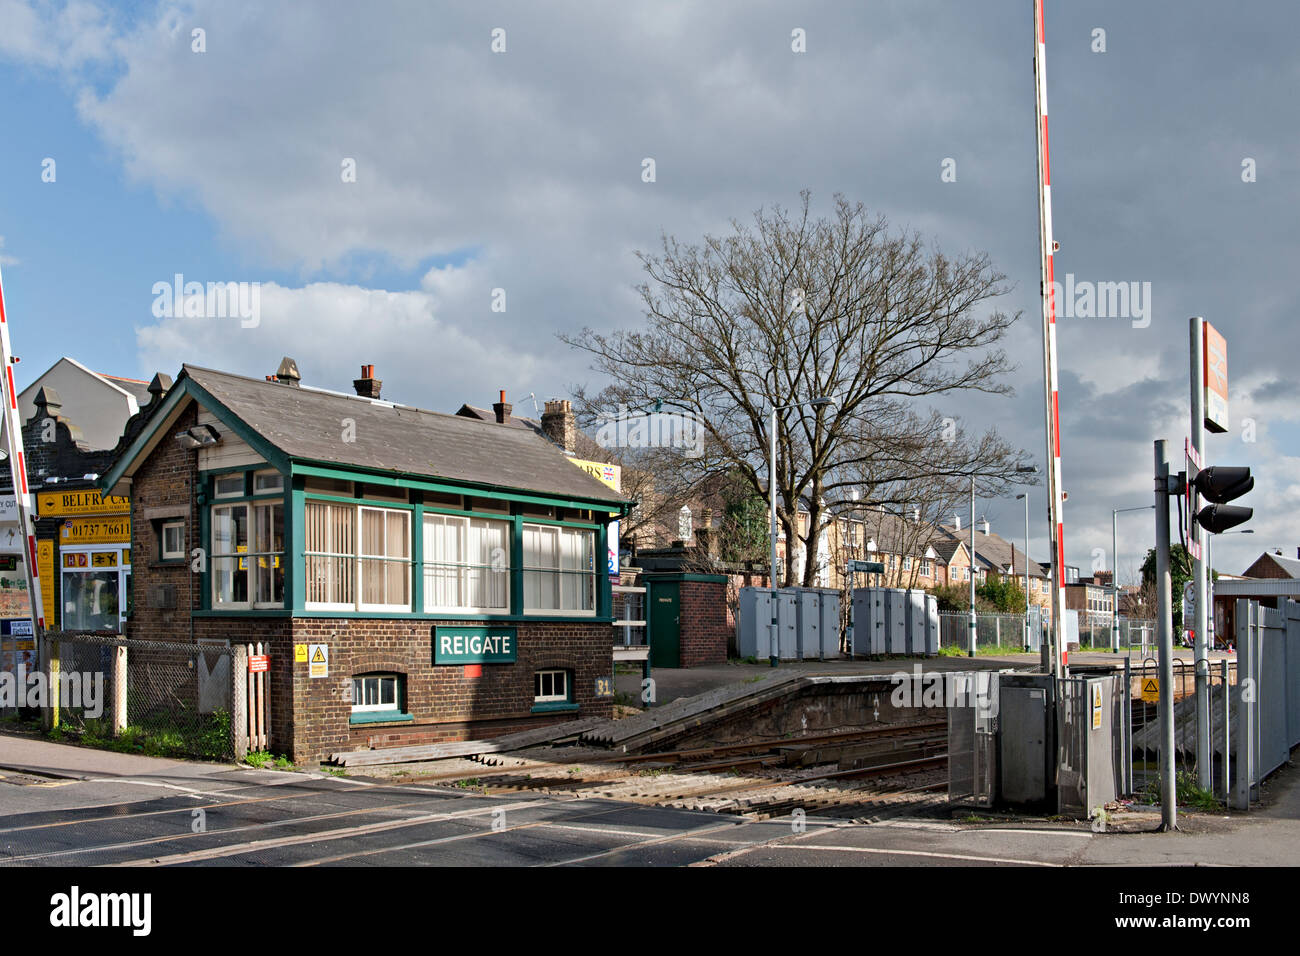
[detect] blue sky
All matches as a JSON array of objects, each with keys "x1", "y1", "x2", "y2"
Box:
[{"x1": 0, "y1": 0, "x2": 1296, "y2": 578}]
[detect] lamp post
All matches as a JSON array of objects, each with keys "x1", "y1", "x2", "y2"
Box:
[
  {"x1": 1206, "y1": 529, "x2": 1253, "y2": 648},
  {"x1": 769, "y1": 396, "x2": 834, "y2": 667},
  {"x1": 1111, "y1": 505, "x2": 1155, "y2": 653},
  {"x1": 1016, "y1": 492, "x2": 1030, "y2": 648}
]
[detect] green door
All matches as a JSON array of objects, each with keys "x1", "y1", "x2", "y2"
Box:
[{"x1": 648, "y1": 580, "x2": 680, "y2": 668}]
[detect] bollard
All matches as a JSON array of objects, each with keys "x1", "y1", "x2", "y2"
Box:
[{"x1": 112, "y1": 645, "x2": 128, "y2": 736}]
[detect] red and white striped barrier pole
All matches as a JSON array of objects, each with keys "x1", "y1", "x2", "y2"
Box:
[
  {"x1": 1034, "y1": 0, "x2": 1067, "y2": 676},
  {"x1": 0, "y1": 262, "x2": 47, "y2": 647}
]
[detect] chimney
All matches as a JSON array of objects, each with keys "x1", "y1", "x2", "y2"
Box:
[
  {"x1": 492, "y1": 389, "x2": 512, "y2": 424},
  {"x1": 353, "y1": 364, "x2": 382, "y2": 399},
  {"x1": 696, "y1": 507, "x2": 718, "y2": 557},
  {"x1": 980, "y1": 517, "x2": 990, "y2": 536},
  {"x1": 275, "y1": 357, "x2": 301, "y2": 386},
  {"x1": 147, "y1": 373, "x2": 173, "y2": 401},
  {"x1": 542, "y1": 398, "x2": 577, "y2": 454},
  {"x1": 952, "y1": 512, "x2": 961, "y2": 531},
  {"x1": 33, "y1": 386, "x2": 62, "y2": 418}
]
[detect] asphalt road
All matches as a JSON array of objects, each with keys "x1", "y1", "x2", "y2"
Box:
[{"x1": 0, "y1": 769, "x2": 810, "y2": 867}]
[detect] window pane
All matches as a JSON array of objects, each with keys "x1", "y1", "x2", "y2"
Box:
[
  {"x1": 212, "y1": 557, "x2": 247, "y2": 605},
  {"x1": 352, "y1": 678, "x2": 361, "y2": 706},
  {"x1": 380, "y1": 678, "x2": 395, "y2": 705},
  {"x1": 214, "y1": 474, "x2": 244, "y2": 497},
  {"x1": 254, "y1": 471, "x2": 284, "y2": 493},
  {"x1": 212, "y1": 506, "x2": 248, "y2": 556}
]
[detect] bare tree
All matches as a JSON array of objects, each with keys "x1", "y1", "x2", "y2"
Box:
[{"x1": 564, "y1": 192, "x2": 1030, "y2": 585}]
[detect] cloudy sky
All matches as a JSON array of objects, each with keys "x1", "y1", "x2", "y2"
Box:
[{"x1": 0, "y1": 0, "x2": 1295, "y2": 581}]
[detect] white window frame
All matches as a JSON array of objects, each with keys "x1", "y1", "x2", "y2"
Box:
[
  {"x1": 304, "y1": 501, "x2": 412, "y2": 613},
  {"x1": 522, "y1": 523, "x2": 596, "y2": 616},
  {"x1": 210, "y1": 500, "x2": 284, "y2": 610},
  {"x1": 304, "y1": 500, "x2": 355, "y2": 611},
  {"x1": 161, "y1": 520, "x2": 185, "y2": 561},
  {"x1": 534, "y1": 669, "x2": 570, "y2": 704},
  {"x1": 351, "y1": 674, "x2": 400, "y2": 713},
  {"x1": 212, "y1": 473, "x2": 245, "y2": 499},
  {"x1": 422, "y1": 513, "x2": 510, "y2": 614},
  {"x1": 253, "y1": 469, "x2": 284, "y2": 495},
  {"x1": 357, "y1": 506, "x2": 412, "y2": 612}
]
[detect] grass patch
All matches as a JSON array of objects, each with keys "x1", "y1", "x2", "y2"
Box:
[
  {"x1": 54, "y1": 709, "x2": 234, "y2": 761},
  {"x1": 245, "y1": 750, "x2": 274, "y2": 769},
  {"x1": 1142, "y1": 771, "x2": 1222, "y2": 812},
  {"x1": 742, "y1": 674, "x2": 766, "y2": 684},
  {"x1": 453, "y1": 777, "x2": 482, "y2": 789}
]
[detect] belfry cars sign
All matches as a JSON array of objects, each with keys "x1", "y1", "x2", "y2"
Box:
[{"x1": 432, "y1": 625, "x2": 518, "y2": 665}]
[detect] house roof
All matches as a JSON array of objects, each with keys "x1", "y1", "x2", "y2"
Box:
[
  {"x1": 1250, "y1": 552, "x2": 1300, "y2": 579},
  {"x1": 455, "y1": 404, "x2": 547, "y2": 439},
  {"x1": 103, "y1": 365, "x2": 629, "y2": 509},
  {"x1": 937, "y1": 526, "x2": 1048, "y2": 578}
]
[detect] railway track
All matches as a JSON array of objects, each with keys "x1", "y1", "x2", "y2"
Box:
[{"x1": 389, "y1": 720, "x2": 954, "y2": 823}]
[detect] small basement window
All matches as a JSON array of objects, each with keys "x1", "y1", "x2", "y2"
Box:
[
  {"x1": 534, "y1": 669, "x2": 570, "y2": 704},
  {"x1": 161, "y1": 521, "x2": 185, "y2": 561},
  {"x1": 352, "y1": 674, "x2": 400, "y2": 713}
]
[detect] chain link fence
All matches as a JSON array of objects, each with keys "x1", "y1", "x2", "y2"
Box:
[{"x1": 40, "y1": 632, "x2": 235, "y2": 760}]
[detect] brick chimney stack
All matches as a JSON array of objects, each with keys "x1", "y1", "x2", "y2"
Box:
[
  {"x1": 353, "y1": 364, "x2": 382, "y2": 399},
  {"x1": 493, "y1": 390, "x2": 512, "y2": 424},
  {"x1": 542, "y1": 399, "x2": 577, "y2": 454}
]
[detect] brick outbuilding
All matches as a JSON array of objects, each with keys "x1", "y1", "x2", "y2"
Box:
[{"x1": 102, "y1": 362, "x2": 630, "y2": 763}]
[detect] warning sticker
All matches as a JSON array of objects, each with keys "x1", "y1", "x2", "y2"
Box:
[
  {"x1": 1091, "y1": 684, "x2": 1103, "y2": 730},
  {"x1": 1141, "y1": 678, "x2": 1159, "y2": 703},
  {"x1": 294, "y1": 644, "x2": 308, "y2": 663},
  {"x1": 309, "y1": 644, "x2": 329, "y2": 679}
]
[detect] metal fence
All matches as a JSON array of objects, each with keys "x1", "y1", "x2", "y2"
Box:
[
  {"x1": 937, "y1": 612, "x2": 1156, "y2": 653},
  {"x1": 41, "y1": 632, "x2": 236, "y2": 761}
]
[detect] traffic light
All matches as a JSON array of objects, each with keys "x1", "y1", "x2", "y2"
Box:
[{"x1": 1192, "y1": 465, "x2": 1253, "y2": 533}]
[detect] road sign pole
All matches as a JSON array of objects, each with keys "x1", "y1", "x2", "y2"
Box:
[
  {"x1": 1154, "y1": 439, "x2": 1177, "y2": 831},
  {"x1": 1190, "y1": 317, "x2": 1211, "y2": 790}
]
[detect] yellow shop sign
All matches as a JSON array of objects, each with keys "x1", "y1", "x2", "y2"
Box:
[
  {"x1": 38, "y1": 490, "x2": 130, "y2": 517},
  {"x1": 59, "y1": 516, "x2": 132, "y2": 545}
]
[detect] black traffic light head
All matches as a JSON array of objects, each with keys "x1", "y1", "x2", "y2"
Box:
[
  {"x1": 1193, "y1": 466, "x2": 1253, "y2": 504},
  {"x1": 1197, "y1": 504, "x2": 1253, "y2": 534}
]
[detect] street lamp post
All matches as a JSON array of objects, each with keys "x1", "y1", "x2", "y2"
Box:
[
  {"x1": 769, "y1": 396, "x2": 833, "y2": 668},
  {"x1": 1016, "y1": 492, "x2": 1030, "y2": 649},
  {"x1": 1112, "y1": 505, "x2": 1155, "y2": 653},
  {"x1": 968, "y1": 476, "x2": 976, "y2": 657}
]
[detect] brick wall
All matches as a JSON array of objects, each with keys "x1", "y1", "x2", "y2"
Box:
[
  {"x1": 288, "y1": 617, "x2": 613, "y2": 762},
  {"x1": 678, "y1": 580, "x2": 727, "y2": 667}
]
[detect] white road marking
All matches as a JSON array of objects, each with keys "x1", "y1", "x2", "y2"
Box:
[{"x1": 759, "y1": 844, "x2": 1061, "y2": 866}]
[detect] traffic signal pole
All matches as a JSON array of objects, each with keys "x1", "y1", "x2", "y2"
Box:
[
  {"x1": 1154, "y1": 440, "x2": 1177, "y2": 831},
  {"x1": 1189, "y1": 317, "x2": 1211, "y2": 791}
]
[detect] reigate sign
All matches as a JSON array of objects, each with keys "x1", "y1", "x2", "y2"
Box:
[{"x1": 432, "y1": 625, "x2": 518, "y2": 665}]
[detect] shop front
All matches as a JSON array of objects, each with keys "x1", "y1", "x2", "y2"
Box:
[{"x1": 41, "y1": 490, "x2": 132, "y2": 633}]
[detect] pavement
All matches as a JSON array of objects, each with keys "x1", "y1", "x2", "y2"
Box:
[{"x1": 0, "y1": 728, "x2": 1294, "y2": 867}]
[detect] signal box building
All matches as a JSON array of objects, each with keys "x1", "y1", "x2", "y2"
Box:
[{"x1": 101, "y1": 362, "x2": 630, "y2": 763}]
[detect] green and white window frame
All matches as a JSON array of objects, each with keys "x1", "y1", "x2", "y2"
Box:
[{"x1": 209, "y1": 469, "x2": 285, "y2": 610}]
